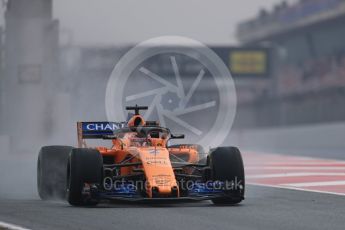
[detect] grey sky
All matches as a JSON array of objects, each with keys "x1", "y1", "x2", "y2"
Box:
[{"x1": 53, "y1": 0, "x2": 295, "y2": 46}]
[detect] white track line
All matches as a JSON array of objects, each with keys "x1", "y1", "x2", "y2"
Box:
[
  {"x1": 244, "y1": 152, "x2": 345, "y2": 163},
  {"x1": 0, "y1": 221, "x2": 31, "y2": 230},
  {"x1": 246, "y1": 162, "x2": 345, "y2": 165},
  {"x1": 246, "y1": 166, "x2": 345, "y2": 170},
  {"x1": 248, "y1": 182, "x2": 345, "y2": 197},
  {"x1": 247, "y1": 172, "x2": 345, "y2": 179},
  {"x1": 283, "y1": 180, "x2": 345, "y2": 187}
]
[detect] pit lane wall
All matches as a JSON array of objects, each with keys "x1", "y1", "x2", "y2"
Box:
[{"x1": 228, "y1": 122, "x2": 345, "y2": 156}]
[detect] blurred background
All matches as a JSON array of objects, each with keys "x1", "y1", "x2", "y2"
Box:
[{"x1": 1, "y1": 0, "x2": 345, "y2": 161}]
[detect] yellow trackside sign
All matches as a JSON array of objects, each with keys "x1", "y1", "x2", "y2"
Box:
[{"x1": 229, "y1": 50, "x2": 268, "y2": 76}]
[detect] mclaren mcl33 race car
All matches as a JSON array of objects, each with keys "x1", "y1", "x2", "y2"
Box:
[{"x1": 37, "y1": 106, "x2": 245, "y2": 206}]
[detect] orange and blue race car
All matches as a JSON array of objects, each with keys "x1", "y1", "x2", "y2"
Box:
[{"x1": 37, "y1": 105, "x2": 245, "y2": 206}]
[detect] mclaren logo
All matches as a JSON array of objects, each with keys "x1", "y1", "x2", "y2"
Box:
[{"x1": 148, "y1": 149, "x2": 160, "y2": 155}]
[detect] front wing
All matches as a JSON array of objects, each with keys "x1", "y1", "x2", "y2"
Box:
[{"x1": 86, "y1": 182, "x2": 243, "y2": 202}]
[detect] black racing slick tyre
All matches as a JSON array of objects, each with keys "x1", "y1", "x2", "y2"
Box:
[
  {"x1": 67, "y1": 148, "x2": 103, "y2": 206},
  {"x1": 37, "y1": 146, "x2": 74, "y2": 200},
  {"x1": 208, "y1": 147, "x2": 245, "y2": 205}
]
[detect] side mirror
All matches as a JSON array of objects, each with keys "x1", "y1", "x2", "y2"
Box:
[{"x1": 170, "y1": 134, "x2": 185, "y2": 139}]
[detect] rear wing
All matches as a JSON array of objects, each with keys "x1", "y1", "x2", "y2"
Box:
[{"x1": 77, "y1": 122, "x2": 127, "y2": 147}]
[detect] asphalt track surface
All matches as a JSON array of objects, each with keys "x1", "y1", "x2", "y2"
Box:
[
  {"x1": 1, "y1": 150, "x2": 345, "y2": 230},
  {"x1": 0, "y1": 184, "x2": 344, "y2": 230}
]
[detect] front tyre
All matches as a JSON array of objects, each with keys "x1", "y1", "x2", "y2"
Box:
[
  {"x1": 67, "y1": 148, "x2": 103, "y2": 206},
  {"x1": 208, "y1": 147, "x2": 245, "y2": 205}
]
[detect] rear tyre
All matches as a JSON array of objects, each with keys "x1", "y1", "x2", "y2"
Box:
[
  {"x1": 208, "y1": 147, "x2": 245, "y2": 205},
  {"x1": 37, "y1": 146, "x2": 73, "y2": 200},
  {"x1": 67, "y1": 148, "x2": 103, "y2": 206}
]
